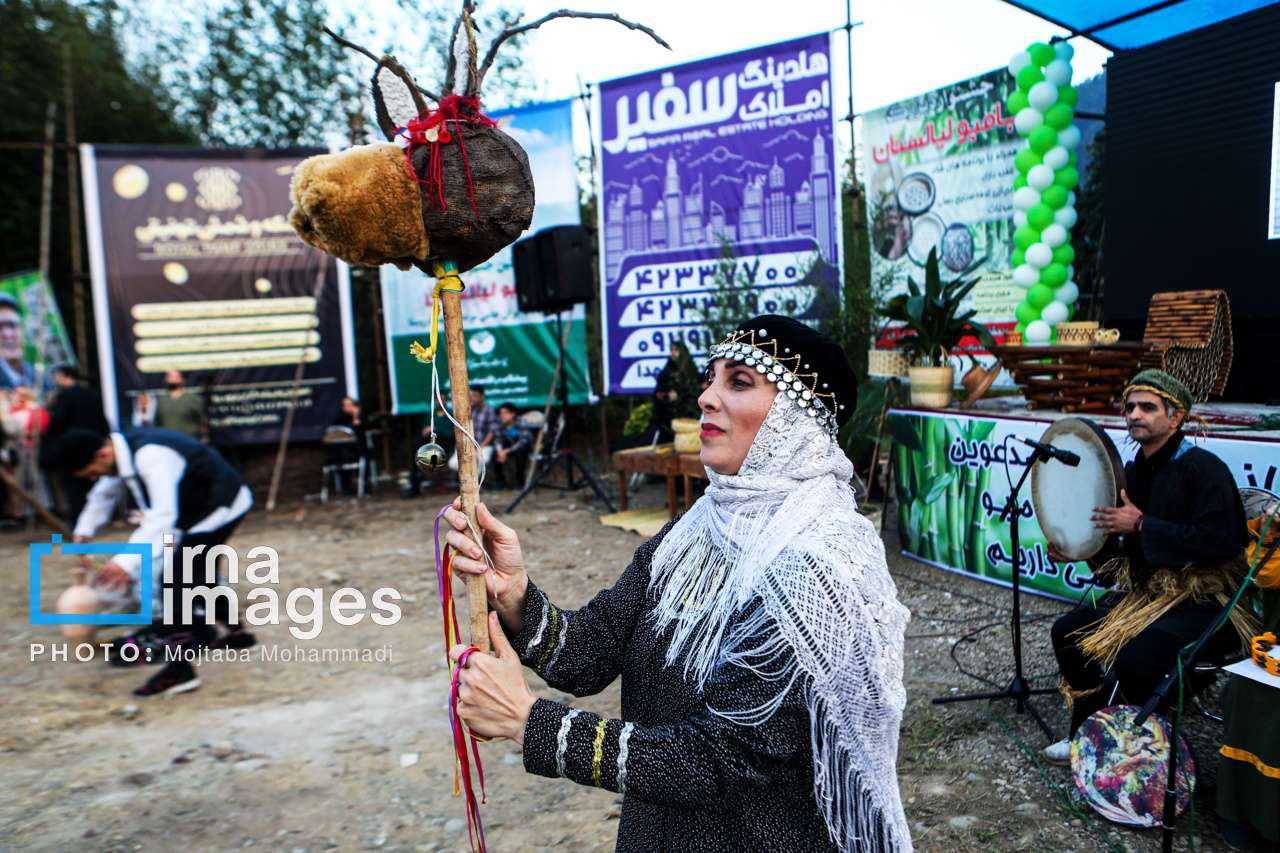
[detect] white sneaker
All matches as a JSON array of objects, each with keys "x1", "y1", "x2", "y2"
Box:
[{"x1": 1043, "y1": 739, "x2": 1072, "y2": 766}]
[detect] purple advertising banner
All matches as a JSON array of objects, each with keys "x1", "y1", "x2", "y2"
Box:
[
  {"x1": 82, "y1": 146, "x2": 357, "y2": 445},
  {"x1": 598, "y1": 33, "x2": 841, "y2": 394}
]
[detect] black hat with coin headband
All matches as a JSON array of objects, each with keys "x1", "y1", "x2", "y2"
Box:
[{"x1": 703, "y1": 315, "x2": 857, "y2": 437}]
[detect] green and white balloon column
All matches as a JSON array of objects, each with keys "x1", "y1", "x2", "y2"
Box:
[{"x1": 1006, "y1": 41, "x2": 1080, "y2": 344}]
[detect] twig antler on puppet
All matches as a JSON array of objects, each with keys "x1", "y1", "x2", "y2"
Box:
[{"x1": 286, "y1": 7, "x2": 666, "y2": 847}]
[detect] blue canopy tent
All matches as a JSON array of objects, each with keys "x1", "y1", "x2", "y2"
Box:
[{"x1": 1000, "y1": 0, "x2": 1275, "y2": 50}]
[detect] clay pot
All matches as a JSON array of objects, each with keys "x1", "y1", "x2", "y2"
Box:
[{"x1": 671, "y1": 418, "x2": 701, "y2": 454}]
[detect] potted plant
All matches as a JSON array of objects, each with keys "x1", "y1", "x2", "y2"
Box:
[{"x1": 878, "y1": 248, "x2": 998, "y2": 408}]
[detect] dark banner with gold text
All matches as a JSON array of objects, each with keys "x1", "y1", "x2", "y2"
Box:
[{"x1": 82, "y1": 145, "x2": 356, "y2": 445}]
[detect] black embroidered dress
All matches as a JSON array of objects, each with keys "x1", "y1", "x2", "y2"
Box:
[{"x1": 509, "y1": 520, "x2": 843, "y2": 853}]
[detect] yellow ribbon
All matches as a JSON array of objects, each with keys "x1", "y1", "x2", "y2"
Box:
[{"x1": 410, "y1": 271, "x2": 465, "y2": 364}]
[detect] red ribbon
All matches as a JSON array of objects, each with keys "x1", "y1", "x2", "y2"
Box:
[{"x1": 435, "y1": 506, "x2": 489, "y2": 853}]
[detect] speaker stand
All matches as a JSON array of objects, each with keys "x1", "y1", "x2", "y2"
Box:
[
  {"x1": 506, "y1": 314, "x2": 615, "y2": 514},
  {"x1": 506, "y1": 410, "x2": 615, "y2": 513}
]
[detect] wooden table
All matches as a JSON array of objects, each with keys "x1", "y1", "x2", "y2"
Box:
[
  {"x1": 612, "y1": 447, "x2": 682, "y2": 517},
  {"x1": 678, "y1": 453, "x2": 709, "y2": 512},
  {"x1": 993, "y1": 343, "x2": 1151, "y2": 412},
  {"x1": 612, "y1": 448, "x2": 713, "y2": 518}
]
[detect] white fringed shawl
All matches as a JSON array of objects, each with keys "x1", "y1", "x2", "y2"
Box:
[{"x1": 648, "y1": 393, "x2": 912, "y2": 853}]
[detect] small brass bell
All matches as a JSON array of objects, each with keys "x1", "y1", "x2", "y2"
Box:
[{"x1": 416, "y1": 439, "x2": 447, "y2": 472}]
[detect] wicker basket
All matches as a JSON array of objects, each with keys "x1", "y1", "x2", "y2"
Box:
[
  {"x1": 907, "y1": 365, "x2": 955, "y2": 408},
  {"x1": 1057, "y1": 321, "x2": 1100, "y2": 347},
  {"x1": 1004, "y1": 330, "x2": 1023, "y2": 346},
  {"x1": 868, "y1": 349, "x2": 910, "y2": 378}
]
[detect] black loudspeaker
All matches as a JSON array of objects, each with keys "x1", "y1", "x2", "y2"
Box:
[{"x1": 513, "y1": 225, "x2": 596, "y2": 314}]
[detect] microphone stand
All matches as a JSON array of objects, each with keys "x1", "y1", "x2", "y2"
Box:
[
  {"x1": 1133, "y1": 533, "x2": 1280, "y2": 853},
  {"x1": 933, "y1": 444, "x2": 1059, "y2": 741}
]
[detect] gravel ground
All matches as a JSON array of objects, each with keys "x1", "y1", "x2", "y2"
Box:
[
  {"x1": 0, "y1": 475, "x2": 1272, "y2": 853},
  {"x1": 885, "y1": 506, "x2": 1270, "y2": 853}
]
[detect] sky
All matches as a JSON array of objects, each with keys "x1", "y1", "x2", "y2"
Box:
[{"x1": 506, "y1": 0, "x2": 1112, "y2": 167}]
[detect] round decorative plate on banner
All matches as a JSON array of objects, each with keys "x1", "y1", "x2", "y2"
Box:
[
  {"x1": 907, "y1": 212, "x2": 945, "y2": 266},
  {"x1": 897, "y1": 172, "x2": 936, "y2": 215}
]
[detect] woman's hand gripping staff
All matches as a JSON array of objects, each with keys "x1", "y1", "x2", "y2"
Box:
[{"x1": 444, "y1": 499, "x2": 535, "y2": 744}]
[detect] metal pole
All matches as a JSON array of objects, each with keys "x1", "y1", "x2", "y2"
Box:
[
  {"x1": 845, "y1": 0, "x2": 855, "y2": 154},
  {"x1": 27, "y1": 102, "x2": 58, "y2": 529},
  {"x1": 841, "y1": 9, "x2": 867, "y2": 250},
  {"x1": 577, "y1": 81, "x2": 610, "y2": 466},
  {"x1": 63, "y1": 43, "x2": 86, "y2": 367},
  {"x1": 38, "y1": 101, "x2": 57, "y2": 283},
  {"x1": 369, "y1": 271, "x2": 391, "y2": 475},
  {"x1": 524, "y1": 311, "x2": 571, "y2": 492}
]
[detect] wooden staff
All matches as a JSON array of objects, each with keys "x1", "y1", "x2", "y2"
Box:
[
  {"x1": 0, "y1": 466, "x2": 72, "y2": 535},
  {"x1": 435, "y1": 256, "x2": 490, "y2": 655}
]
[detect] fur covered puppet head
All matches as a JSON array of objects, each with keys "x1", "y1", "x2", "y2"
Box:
[
  {"x1": 289, "y1": 142, "x2": 431, "y2": 272},
  {"x1": 287, "y1": 54, "x2": 534, "y2": 274},
  {"x1": 289, "y1": 12, "x2": 668, "y2": 276}
]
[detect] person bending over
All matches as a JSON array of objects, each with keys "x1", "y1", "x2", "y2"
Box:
[{"x1": 62, "y1": 427, "x2": 256, "y2": 697}]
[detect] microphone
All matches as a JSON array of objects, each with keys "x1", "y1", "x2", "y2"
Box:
[{"x1": 1020, "y1": 437, "x2": 1080, "y2": 467}]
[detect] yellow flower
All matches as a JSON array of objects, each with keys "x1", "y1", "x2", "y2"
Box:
[{"x1": 410, "y1": 341, "x2": 434, "y2": 363}]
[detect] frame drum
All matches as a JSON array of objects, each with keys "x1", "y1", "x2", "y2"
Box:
[
  {"x1": 1030, "y1": 418, "x2": 1127, "y2": 561},
  {"x1": 1071, "y1": 705, "x2": 1195, "y2": 827}
]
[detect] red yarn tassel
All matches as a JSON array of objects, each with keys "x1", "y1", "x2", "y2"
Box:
[{"x1": 397, "y1": 96, "x2": 498, "y2": 221}]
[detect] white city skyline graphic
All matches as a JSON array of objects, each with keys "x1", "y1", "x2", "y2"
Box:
[{"x1": 603, "y1": 130, "x2": 837, "y2": 283}]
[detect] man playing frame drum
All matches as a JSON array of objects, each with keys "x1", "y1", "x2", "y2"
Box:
[{"x1": 1041, "y1": 370, "x2": 1255, "y2": 765}]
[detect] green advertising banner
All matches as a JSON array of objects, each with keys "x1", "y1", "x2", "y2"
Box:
[
  {"x1": 890, "y1": 408, "x2": 1100, "y2": 602},
  {"x1": 0, "y1": 270, "x2": 76, "y2": 391},
  {"x1": 863, "y1": 70, "x2": 1022, "y2": 384},
  {"x1": 890, "y1": 408, "x2": 1280, "y2": 601},
  {"x1": 384, "y1": 296, "x2": 589, "y2": 414},
  {"x1": 863, "y1": 69, "x2": 1020, "y2": 314},
  {"x1": 380, "y1": 99, "x2": 591, "y2": 415}
]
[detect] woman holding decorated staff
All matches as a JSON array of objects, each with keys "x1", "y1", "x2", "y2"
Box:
[{"x1": 443, "y1": 316, "x2": 912, "y2": 853}]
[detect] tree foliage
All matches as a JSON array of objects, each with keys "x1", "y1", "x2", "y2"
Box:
[
  {"x1": 121, "y1": 0, "x2": 536, "y2": 148},
  {"x1": 1073, "y1": 126, "x2": 1105, "y2": 322},
  {"x1": 0, "y1": 0, "x2": 196, "y2": 370},
  {"x1": 0, "y1": 0, "x2": 538, "y2": 378},
  {"x1": 125, "y1": 0, "x2": 358, "y2": 147}
]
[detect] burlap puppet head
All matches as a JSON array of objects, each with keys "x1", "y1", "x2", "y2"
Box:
[{"x1": 288, "y1": 6, "x2": 669, "y2": 274}]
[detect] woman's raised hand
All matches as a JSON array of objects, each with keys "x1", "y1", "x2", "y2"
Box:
[{"x1": 443, "y1": 498, "x2": 529, "y2": 630}]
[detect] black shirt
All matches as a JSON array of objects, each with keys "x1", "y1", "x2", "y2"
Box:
[
  {"x1": 42, "y1": 384, "x2": 109, "y2": 466},
  {"x1": 1122, "y1": 432, "x2": 1247, "y2": 582}
]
